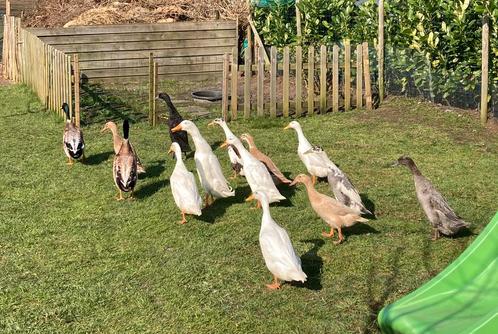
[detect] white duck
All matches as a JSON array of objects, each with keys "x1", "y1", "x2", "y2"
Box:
[
  {"x1": 169, "y1": 142, "x2": 202, "y2": 224},
  {"x1": 284, "y1": 120, "x2": 371, "y2": 215},
  {"x1": 247, "y1": 191, "x2": 307, "y2": 290},
  {"x1": 223, "y1": 136, "x2": 285, "y2": 206},
  {"x1": 208, "y1": 118, "x2": 244, "y2": 178},
  {"x1": 171, "y1": 120, "x2": 234, "y2": 207}
]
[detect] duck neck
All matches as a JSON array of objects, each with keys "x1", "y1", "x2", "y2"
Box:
[
  {"x1": 406, "y1": 161, "x2": 422, "y2": 176},
  {"x1": 174, "y1": 150, "x2": 186, "y2": 169},
  {"x1": 108, "y1": 124, "x2": 121, "y2": 146},
  {"x1": 302, "y1": 179, "x2": 319, "y2": 200},
  {"x1": 220, "y1": 122, "x2": 236, "y2": 140},
  {"x1": 260, "y1": 199, "x2": 272, "y2": 225},
  {"x1": 188, "y1": 126, "x2": 211, "y2": 152},
  {"x1": 294, "y1": 126, "x2": 312, "y2": 151},
  {"x1": 231, "y1": 139, "x2": 252, "y2": 162},
  {"x1": 245, "y1": 137, "x2": 256, "y2": 151}
]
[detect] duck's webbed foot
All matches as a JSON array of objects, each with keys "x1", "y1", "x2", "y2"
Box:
[
  {"x1": 265, "y1": 275, "x2": 281, "y2": 290},
  {"x1": 333, "y1": 228, "x2": 345, "y2": 245},
  {"x1": 321, "y1": 227, "x2": 335, "y2": 238}
]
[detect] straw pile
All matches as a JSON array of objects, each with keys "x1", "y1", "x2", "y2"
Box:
[{"x1": 24, "y1": 0, "x2": 250, "y2": 28}]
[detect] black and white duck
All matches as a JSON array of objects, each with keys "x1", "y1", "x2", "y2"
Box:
[
  {"x1": 62, "y1": 102, "x2": 85, "y2": 165},
  {"x1": 157, "y1": 92, "x2": 191, "y2": 154},
  {"x1": 113, "y1": 120, "x2": 138, "y2": 201},
  {"x1": 393, "y1": 156, "x2": 470, "y2": 240}
]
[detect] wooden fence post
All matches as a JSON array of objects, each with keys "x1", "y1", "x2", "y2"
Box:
[
  {"x1": 481, "y1": 15, "x2": 489, "y2": 125},
  {"x1": 244, "y1": 40, "x2": 252, "y2": 118},
  {"x1": 283, "y1": 46, "x2": 290, "y2": 117},
  {"x1": 148, "y1": 52, "x2": 154, "y2": 126},
  {"x1": 153, "y1": 61, "x2": 159, "y2": 126},
  {"x1": 231, "y1": 47, "x2": 238, "y2": 120},
  {"x1": 332, "y1": 44, "x2": 339, "y2": 112},
  {"x1": 6, "y1": 0, "x2": 10, "y2": 16},
  {"x1": 362, "y1": 42, "x2": 373, "y2": 110},
  {"x1": 257, "y1": 45, "x2": 264, "y2": 116},
  {"x1": 73, "y1": 54, "x2": 80, "y2": 127},
  {"x1": 296, "y1": 0, "x2": 302, "y2": 45},
  {"x1": 222, "y1": 53, "x2": 230, "y2": 121},
  {"x1": 378, "y1": 0, "x2": 385, "y2": 103},
  {"x1": 295, "y1": 45, "x2": 303, "y2": 116},
  {"x1": 308, "y1": 45, "x2": 315, "y2": 114},
  {"x1": 270, "y1": 46, "x2": 277, "y2": 117},
  {"x1": 344, "y1": 39, "x2": 351, "y2": 111},
  {"x1": 319, "y1": 45, "x2": 327, "y2": 113},
  {"x1": 356, "y1": 44, "x2": 363, "y2": 109}
]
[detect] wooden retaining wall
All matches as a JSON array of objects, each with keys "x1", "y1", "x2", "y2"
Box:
[{"x1": 29, "y1": 21, "x2": 238, "y2": 82}]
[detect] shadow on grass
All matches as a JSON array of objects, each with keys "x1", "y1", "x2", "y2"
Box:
[
  {"x1": 292, "y1": 238, "x2": 324, "y2": 291},
  {"x1": 361, "y1": 194, "x2": 377, "y2": 219},
  {"x1": 363, "y1": 246, "x2": 403, "y2": 334},
  {"x1": 141, "y1": 160, "x2": 166, "y2": 179},
  {"x1": 83, "y1": 151, "x2": 114, "y2": 166},
  {"x1": 134, "y1": 179, "x2": 169, "y2": 199},
  {"x1": 274, "y1": 183, "x2": 298, "y2": 207},
  {"x1": 346, "y1": 222, "x2": 379, "y2": 238},
  {"x1": 80, "y1": 83, "x2": 148, "y2": 125},
  {"x1": 198, "y1": 185, "x2": 251, "y2": 224}
]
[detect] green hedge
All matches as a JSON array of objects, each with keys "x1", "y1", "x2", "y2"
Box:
[{"x1": 252, "y1": 0, "x2": 498, "y2": 107}]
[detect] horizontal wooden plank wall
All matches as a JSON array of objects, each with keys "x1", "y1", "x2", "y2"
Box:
[{"x1": 28, "y1": 21, "x2": 237, "y2": 82}]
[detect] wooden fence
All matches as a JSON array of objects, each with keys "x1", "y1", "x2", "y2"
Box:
[
  {"x1": 222, "y1": 41, "x2": 375, "y2": 120},
  {"x1": 2, "y1": 15, "x2": 78, "y2": 122},
  {"x1": 29, "y1": 21, "x2": 237, "y2": 82}
]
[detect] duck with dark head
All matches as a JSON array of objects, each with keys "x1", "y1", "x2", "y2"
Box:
[
  {"x1": 392, "y1": 155, "x2": 471, "y2": 240},
  {"x1": 157, "y1": 92, "x2": 191, "y2": 155},
  {"x1": 113, "y1": 119, "x2": 138, "y2": 201},
  {"x1": 62, "y1": 102, "x2": 85, "y2": 165}
]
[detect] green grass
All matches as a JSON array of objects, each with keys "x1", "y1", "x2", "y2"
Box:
[{"x1": 1, "y1": 84, "x2": 497, "y2": 333}]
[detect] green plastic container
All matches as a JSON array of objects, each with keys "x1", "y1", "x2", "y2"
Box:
[{"x1": 378, "y1": 212, "x2": 498, "y2": 333}]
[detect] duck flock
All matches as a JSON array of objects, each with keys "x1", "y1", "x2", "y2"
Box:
[{"x1": 62, "y1": 93, "x2": 471, "y2": 290}]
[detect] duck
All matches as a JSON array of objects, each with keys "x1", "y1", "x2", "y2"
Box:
[
  {"x1": 208, "y1": 118, "x2": 244, "y2": 179},
  {"x1": 101, "y1": 120, "x2": 145, "y2": 174},
  {"x1": 169, "y1": 142, "x2": 202, "y2": 224},
  {"x1": 171, "y1": 120, "x2": 234, "y2": 207},
  {"x1": 113, "y1": 119, "x2": 138, "y2": 200},
  {"x1": 290, "y1": 174, "x2": 369, "y2": 244},
  {"x1": 247, "y1": 191, "x2": 307, "y2": 290},
  {"x1": 157, "y1": 92, "x2": 191, "y2": 154},
  {"x1": 392, "y1": 156, "x2": 470, "y2": 240},
  {"x1": 284, "y1": 120, "x2": 371, "y2": 215},
  {"x1": 240, "y1": 133, "x2": 291, "y2": 185},
  {"x1": 223, "y1": 136, "x2": 286, "y2": 206},
  {"x1": 62, "y1": 102, "x2": 85, "y2": 165}
]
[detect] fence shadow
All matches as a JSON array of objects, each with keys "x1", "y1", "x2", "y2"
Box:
[{"x1": 80, "y1": 82, "x2": 148, "y2": 126}]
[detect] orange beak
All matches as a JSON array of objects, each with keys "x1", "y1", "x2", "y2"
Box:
[
  {"x1": 289, "y1": 178, "x2": 299, "y2": 186},
  {"x1": 245, "y1": 193, "x2": 255, "y2": 202},
  {"x1": 219, "y1": 140, "x2": 229, "y2": 149},
  {"x1": 171, "y1": 124, "x2": 182, "y2": 133},
  {"x1": 208, "y1": 121, "x2": 216, "y2": 127},
  {"x1": 168, "y1": 147, "x2": 174, "y2": 156},
  {"x1": 283, "y1": 124, "x2": 292, "y2": 130}
]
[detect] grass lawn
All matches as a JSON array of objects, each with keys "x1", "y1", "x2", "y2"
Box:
[{"x1": 1, "y1": 84, "x2": 497, "y2": 333}]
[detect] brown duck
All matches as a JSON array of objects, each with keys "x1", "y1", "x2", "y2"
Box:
[
  {"x1": 240, "y1": 133, "x2": 291, "y2": 185},
  {"x1": 101, "y1": 121, "x2": 145, "y2": 174},
  {"x1": 113, "y1": 120, "x2": 138, "y2": 200},
  {"x1": 290, "y1": 174, "x2": 368, "y2": 244}
]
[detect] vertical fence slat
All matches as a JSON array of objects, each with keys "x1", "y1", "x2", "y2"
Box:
[
  {"x1": 481, "y1": 15, "x2": 489, "y2": 125},
  {"x1": 148, "y1": 52, "x2": 154, "y2": 125},
  {"x1": 153, "y1": 61, "x2": 159, "y2": 126},
  {"x1": 362, "y1": 42, "x2": 372, "y2": 110},
  {"x1": 356, "y1": 44, "x2": 363, "y2": 109},
  {"x1": 270, "y1": 46, "x2": 277, "y2": 117},
  {"x1": 295, "y1": 45, "x2": 303, "y2": 117},
  {"x1": 244, "y1": 44, "x2": 252, "y2": 118},
  {"x1": 73, "y1": 54, "x2": 80, "y2": 127},
  {"x1": 257, "y1": 45, "x2": 264, "y2": 116},
  {"x1": 332, "y1": 44, "x2": 339, "y2": 112},
  {"x1": 222, "y1": 53, "x2": 230, "y2": 121},
  {"x1": 283, "y1": 46, "x2": 290, "y2": 117},
  {"x1": 319, "y1": 45, "x2": 327, "y2": 113},
  {"x1": 378, "y1": 0, "x2": 385, "y2": 103},
  {"x1": 231, "y1": 47, "x2": 238, "y2": 120},
  {"x1": 308, "y1": 45, "x2": 315, "y2": 115},
  {"x1": 344, "y1": 40, "x2": 351, "y2": 111}
]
